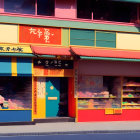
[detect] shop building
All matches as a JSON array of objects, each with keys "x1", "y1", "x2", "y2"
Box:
[{"x1": 0, "y1": 0, "x2": 140, "y2": 123}]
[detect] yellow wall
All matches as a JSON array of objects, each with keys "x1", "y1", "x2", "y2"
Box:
[
  {"x1": 33, "y1": 77, "x2": 46, "y2": 119},
  {"x1": 0, "y1": 24, "x2": 18, "y2": 43},
  {"x1": 117, "y1": 32, "x2": 140, "y2": 50}
]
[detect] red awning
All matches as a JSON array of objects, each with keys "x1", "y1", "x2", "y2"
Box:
[
  {"x1": 31, "y1": 45, "x2": 72, "y2": 56},
  {"x1": 71, "y1": 47, "x2": 140, "y2": 59}
]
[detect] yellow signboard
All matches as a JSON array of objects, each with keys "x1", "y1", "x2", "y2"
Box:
[{"x1": 0, "y1": 44, "x2": 32, "y2": 53}]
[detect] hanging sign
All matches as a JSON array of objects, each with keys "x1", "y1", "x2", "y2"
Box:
[
  {"x1": 19, "y1": 25, "x2": 61, "y2": 45},
  {"x1": 0, "y1": 44, "x2": 32, "y2": 53},
  {"x1": 34, "y1": 59, "x2": 73, "y2": 69}
]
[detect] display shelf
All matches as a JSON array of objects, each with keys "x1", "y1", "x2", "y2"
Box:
[
  {"x1": 0, "y1": 109, "x2": 32, "y2": 110},
  {"x1": 122, "y1": 108, "x2": 140, "y2": 109},
  {"x1": 122, "y1": 97, "x2": 140, "y2": 98},
  {"x1": 78, "y1": 97, "x2": 117, "y2": 99},
  {"x1": 78, "y1": 108, "x2": 115, "y2": 110},
  {"x1": 123, "y1": 85, "x2": 140, "y2": 87},
  {"x1": 122, "y1": 104, "x2": 140, "y2": 106},
  {"x1": 123, "y1": 91, "x2": 140, "y2": 92}
]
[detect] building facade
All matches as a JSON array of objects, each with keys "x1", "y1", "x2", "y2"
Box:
[{"x1": 0, "y1": 0, "x2": 140, "y2": 123}]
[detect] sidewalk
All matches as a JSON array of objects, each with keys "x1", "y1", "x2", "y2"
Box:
[{"x1": 1, "y1": 121, "x2": 140, "y2": 136}]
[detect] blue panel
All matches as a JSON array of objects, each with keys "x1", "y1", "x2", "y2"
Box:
[
  {"x1": 46, "y1": 78, "x2": 60, "y2": 117},
  {"x1": 0, "y1": 58, "x2": 11, "y2": 76},
  {"x1": 0, "y1": 110, "x2": 32, "y2": 122},
  {"x1": 17, "y1": 58, "x2": 32, "y2": 76}
]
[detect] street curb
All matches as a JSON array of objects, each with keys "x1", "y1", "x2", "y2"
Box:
[{"x1": 1, "y1": 130, "x2": 140, "y2": 136}]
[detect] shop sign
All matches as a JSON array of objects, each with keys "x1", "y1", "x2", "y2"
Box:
[
  {"x1": 34, "y1": 59, "x2": 73, "y2": 69},
  {"x1": 19, "y1": 25, "x2": 61, "y2": 45},
  {"x1": 37, "y1": 77, "x2": 45, "y2": 98},
  {"x1": 34, "y1": 77, "x2": 37, "y2": 115},
  {"x1": 0, "y1": 45, "x2": 32, "y2": 53}
]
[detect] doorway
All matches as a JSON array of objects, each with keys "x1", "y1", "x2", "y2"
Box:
[{"x1": 46, "y1": 77, "x2": 68, "y2": 117}]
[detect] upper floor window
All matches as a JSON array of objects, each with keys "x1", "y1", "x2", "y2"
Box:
[
  {"x1": 4, "y1": 0, "x2": 54, "y2": 16},
  {"x1": 77, "y1": 0, "x2": 138, "y2": 23},
  {"x1": 4, "y1": 0, "x2": 35, "y2": 14}
]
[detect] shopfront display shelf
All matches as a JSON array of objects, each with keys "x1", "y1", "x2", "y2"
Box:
[
  {"x1": 0, "y1": 109, "x2": 32, "y2": 110},
  {"x1": 78, "y1": 97, "x2": 117, "y2": 99},
  {"x1": 123, "y1": 97, "x2": 140, "y2": 98},
  {"x1": 78, "y1": 108, "x2": 120, "y2": 110},
  {"x1": 123, "y1": 85, "x2": 140, "y2": 87},
  {"x1": 123, "y1": 91, "x2": 140, "y2": 92},
  {"x1": 122, "y1": 104, "x2": 140, "y2": 106}
]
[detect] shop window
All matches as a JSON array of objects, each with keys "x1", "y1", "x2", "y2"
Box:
[
  {"x1": 77, "y1": 76, "x2": 121, "y2": 109},
  {"x1": 4, "y1": 0, "x2": 35, "y2": 14},
  {"x1": 96, "y1": 31, "x2": 116, "y2": 48},
  {"x1": 0, "y1": 77, "x2": 32, "y2": 110},
  {"x1": 37, "y1": 0, "x2": 54, "y2": 16},
  {"x1": 77, "y1": 0, "x2": 137, "y2": 23},
  {"x1": 70, "y1": 29, "x2": 95, "y2": 46},
  {"x1": 122, "y1": 77, "x2": 140, "y2": 109}
]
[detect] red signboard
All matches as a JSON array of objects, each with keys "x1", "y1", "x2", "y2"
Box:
[{"x1": 19, "y1": 25, "x2": 61, "y2": 45}]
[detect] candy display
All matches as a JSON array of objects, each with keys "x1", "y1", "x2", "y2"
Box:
[
  {"x1": 0, "y1": 95, "x2": 26, "y2": 109},
  {"x1": 78, "y1": 90, "x2": 110, "y2": 98},
  {"x1": 78, "y1": 99, "x2": 121, "y2": 109},
  {"x1": 77, "y1": 76, "x2": 121, "y2": 109},
  {"x1": 122, "y1": 77, "x2": 140, "y2": 108}
]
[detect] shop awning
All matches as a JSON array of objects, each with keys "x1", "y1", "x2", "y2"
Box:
[
  {"x1": 31, "y1": 46, "x2": 72, "y2": 56},
  {"x1": 111, "y1": 0, "x2": 140, "y2": 3},
  {"x1": 71, "y1": 47, "x2": 140, "y2": 60}
]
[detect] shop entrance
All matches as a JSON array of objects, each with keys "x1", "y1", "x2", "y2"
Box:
[{"x1": 46, "y1": 77, "x2": 68, "y2": 117}]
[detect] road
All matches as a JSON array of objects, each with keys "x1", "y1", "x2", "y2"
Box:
[{"x1": 1, "y1": 133, "x2": 140, "y2": 140}]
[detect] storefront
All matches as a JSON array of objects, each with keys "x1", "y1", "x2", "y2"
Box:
[
  {"x1": 71, "y1": 47, "x2": 140, "y2": 122},
  {"x1": 31, "y1": 47, "x2": 76, "y2": 119},
  {"x1": 0, "y1": 56, "x2": 32, "y2": 123}
]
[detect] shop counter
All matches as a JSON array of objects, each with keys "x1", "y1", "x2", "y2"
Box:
[{"x1": 0, "y1": 109, "x2": 32, "y2": 123}]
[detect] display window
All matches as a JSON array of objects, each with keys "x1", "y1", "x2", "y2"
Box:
[
  {"x1": 0, "y1": 77, "x2": 32, "y2": 110},
  {"x1": 122, "y1": 77, "x2": 140, "y2": 109},
  {"x1": 77, "y1": 75, "x2": 121, "y2": 109},
  {"x1": 77, "y1": 75, "x2": 140, "y2": 110}
]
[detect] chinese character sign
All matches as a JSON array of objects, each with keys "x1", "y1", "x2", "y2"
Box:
[
  {"x1": 0, "y1": 45, "x2": 32, "y2": 53},
  {"x1": 19, "y1": 25, "x2": 61, "y2": 45}
]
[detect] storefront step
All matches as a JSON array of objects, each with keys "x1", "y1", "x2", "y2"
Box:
[
  {"x1": 0, "y1": 121, "x2": 35, "y2": 126},
  {"x1": 34, "y1": 117, "x2": 75, "y2": 123}
]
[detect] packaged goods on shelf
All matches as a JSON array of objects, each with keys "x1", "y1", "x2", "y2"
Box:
[{"x1": 78, "y1": 98, "x2": 121, "y2": 109}]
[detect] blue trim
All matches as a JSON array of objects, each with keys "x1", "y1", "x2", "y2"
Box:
[
  {"x1": 17, "y1": 58, "x2": 32, "y2": 76},
  {"x1": 0, "y1": 58, "x2": 11, "y2": 76},
  {"x1": 0, "y1": 53, "x2": 35, "y2": 57},
  {"x1": 0, "y1": 110, "x2": 32, "y2": 122}
]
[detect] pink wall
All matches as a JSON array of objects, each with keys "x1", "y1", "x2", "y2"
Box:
[
  {"x1": 78, "y1": 60, "x2": 140, "y2": 76},
  {"x1": 0, "y1": 0, "x2": 4, "y2": 13},
  {"x1": 55, "y1": 0, "x2": 77, "y2": 19}
]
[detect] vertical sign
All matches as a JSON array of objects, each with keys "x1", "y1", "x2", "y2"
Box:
[
  {"x1": 37, "y1": 77, "x2": 46, "y2": 98},
  {"x1": 34, "y1": 77, "x2": 37, "y2": 115},
  {"x1": 19, "y1": 25, "x2": 61, "y2": 45}
]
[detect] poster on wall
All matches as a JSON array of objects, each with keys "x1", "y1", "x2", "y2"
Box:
[{"x1": 19, "y1": 25, "x2": 61, "y2": 45}]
